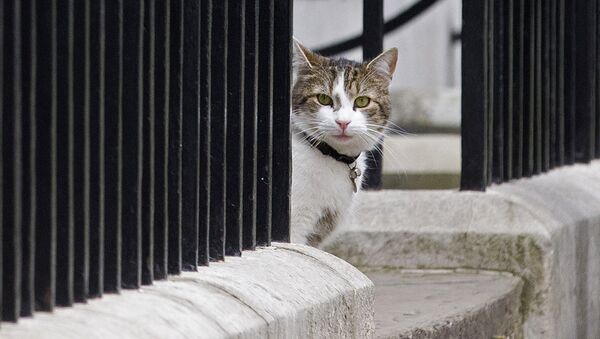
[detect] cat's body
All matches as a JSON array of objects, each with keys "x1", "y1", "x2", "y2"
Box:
[
  {"x1": 290, "y1": 40, "x2": 397, "y2": 245},
  {"x1": 290, "y1": 134, "x2": 367, "y2": 245}
]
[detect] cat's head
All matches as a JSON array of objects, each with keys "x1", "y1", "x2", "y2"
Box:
[{"x1": 292, "y1": 39, "x2": 397, "y2": 156}]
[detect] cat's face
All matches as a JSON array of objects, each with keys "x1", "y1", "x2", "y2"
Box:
[{"x1": 292, "y1": 40, "x2": 397, "y2": 156}]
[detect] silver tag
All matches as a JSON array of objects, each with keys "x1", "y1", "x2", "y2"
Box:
[{"x1": 349, "y1": 166, "x2": 362, "y2": 193}]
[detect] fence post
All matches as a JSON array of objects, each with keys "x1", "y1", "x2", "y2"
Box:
[
  {"x1": 152, "y1": 0, "x2": 169, "y2": 281},
  {"x1": 362, "y1": 0, "x2": 384, "y2": 190},
  {"x1": 209, "y1": 0, "x2": 227, "y2": 259},
  {"x1": 167, "y1": 0, "x2": 182, "y2": 274},
  {"x1": 225, "y1": 0, "x2": 245, "y2": 256},
  {"x1": 181, "y1": 0, "x2": 201, "y2": 271},
  {"x1": 461, "y1": 0, "x2": 488, "y2": 191},
  {"x1": 575, "y1": 0, "x2": 597, "y2": 161},
  {"x1": 256, "y1": 0, "x2": 273, "y2": 246},
  {"x1": 243, "y1": 0, "x2": 259, "y2": 250},
  {"x1": 271, "y1": 0, "x2": 292, "y2": 242},
  {"x1": 198, "y1": 0, "x2": 211, "y2": 266}
]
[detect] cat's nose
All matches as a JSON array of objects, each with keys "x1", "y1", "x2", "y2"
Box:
[{"x1": 335, "y1": 119, "x2": 351, "y2": 132}]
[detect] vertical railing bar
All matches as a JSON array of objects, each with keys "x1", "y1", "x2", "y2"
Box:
[
  {"x1": 522, "y1": 0, "x2": 535, "y2": 176},
  {"x1": 0, "y1": 0, "x2": 4, "y2": 320},
  {"x1": 541, "y1": 0, "x2": 551, "y2": 172},
  {"x1": 512, "y1": 0, "x2": 524, "y2": 179},
  {"x1": 564, "y1": 0, "x2": 576, "y2": 164},
  {"x1": 492, "y1": 0, "x2": 503, "y2": 183},
  {"x1": 549, "y1": 0, "x2": 558, "y2": 168},
  {"x1": 120, "y1": 0, "x2": 144, "y2": 289},
  {"x1": 270, "y1": 0, "x2": 292, "y2": 242},
  {"x1": 209, "y1": 0, "x2": 228, "y2": 259},
  {"x1": 574, "y1": 0, "x2": 597, "y2": 161},
  {"x1": 503, "y1": 0, "x2": 514, "y2": 181},
  {"x1": 167, "y1": 0, "x2": 182, "y2": 274},
  {"x1": 34, "y1": 0, "x2": 57, "y2": 310},
  {"x1": 362, "y1": 0, "x2": 384, "y2": 190},
  {"x1": 596, "y1": 0, "x2": 600, "y2": 159},
  {"x1": 255, "y1": 0, "x2": 273, "y2": 245},
  {"x1": 198, "y1": 0, "x2": 211, "y2": 265},
  {"x1": 142, "y1": 0, "x2": 155, "y2": 284},
  {"x1": 533, "y1": 0, "x2": 542, "y2": 174},
  {"x1": 103, "y1": 0, "x2": 123, "y2": 293},
  {"x1": 225, "y1": 0, "x2": 245, "y2": 256},
  {"x1": 20, "y1": 0, "x2": 36, "y2": 316},
  {"x1": 243, "y1": 0, "x2": 258, "y2": 250},
  {"x1": 460, "y1": 0, "x2": 488, "y2": 190},
  {"x1": 556, "y1": 0, "x2": 565, "y2": 165},
  {"x1": 486, "y1": 0, "x2": 494, "y2": 186},
  {"x1": 181, "y1": 0, "x2": 201, "y2": 270},
  {"x1": 152, "y1": 0, "x2": 169, "y2": 279},
  {"x1": 88, "y1": 0, "x2": 105, "y2": 297},
  {"x1": 2, "y1": 0, "x2": 23, "y2": 320},
  {"x1": 55, "y1": 0, "x2": 74, "y2": 306},
  {"x1": 73, "y1": 0, "x2": 90, "y2": 303}
]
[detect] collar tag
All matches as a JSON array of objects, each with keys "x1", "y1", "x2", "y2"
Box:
[{"x1": 349, "y1": 162, "x2": 362, "y2": 193}]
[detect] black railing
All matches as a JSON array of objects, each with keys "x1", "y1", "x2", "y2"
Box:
[
  {"x1": 315, "y1": 0, "x2": 442, "y2": 56},
  {"x1": 461, "y1": 0, "x2": 600, "y2": 191},
  {"x1": 1, "y1": 0, "x2": 292, "y2": 323}
]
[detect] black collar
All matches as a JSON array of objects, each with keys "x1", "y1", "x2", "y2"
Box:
[{"x1": 303, "y1": 134, "x2": 360, "y2": 165}]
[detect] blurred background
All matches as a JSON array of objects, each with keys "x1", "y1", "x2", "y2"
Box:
[{"x1": 294, "y1": 0, "x2": 463, "y2": 189}]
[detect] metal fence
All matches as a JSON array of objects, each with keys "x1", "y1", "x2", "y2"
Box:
[
  {"x1": 461, "y1": 0, "x2": 600, "y2": 190},
  {"x1": 0, "y1": 0, "x2": 292, "y2": 323}
]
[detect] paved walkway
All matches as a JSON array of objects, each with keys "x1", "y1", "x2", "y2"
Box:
[{"x1": 369, "y1": 270, "x2": 522, "y2": 339}]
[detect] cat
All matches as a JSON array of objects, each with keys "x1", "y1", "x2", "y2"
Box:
[{"x1": 290, "y1": 39, "x2": 398, "y2": 246}]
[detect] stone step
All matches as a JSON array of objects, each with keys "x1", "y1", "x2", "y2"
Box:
[
  {"x1": 368, "y1": 270, "x2": 522, "y2": 339},
  {"x1": 322, "y1": 161, "x2": 600, "y2": 338}
]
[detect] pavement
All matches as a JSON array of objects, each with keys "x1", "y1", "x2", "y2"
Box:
[{"x1": 369, "y1": 270, "x2": 522, "y2": 339}]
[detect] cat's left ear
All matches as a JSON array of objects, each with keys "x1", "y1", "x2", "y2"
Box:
[
  {"x1": 366, "y1": 48, "x2": 398, "y2": 80},
  {"x1": 293, "y1": 37, "x2": 327, "y2": 69}
]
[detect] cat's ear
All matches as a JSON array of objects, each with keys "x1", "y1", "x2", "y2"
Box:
[
  {"x1": 293, "y1": 37, "x2": 326, "y2": 69},
  {"x1": 366, "y1": 48, "x2": 398, "y2": 80}
]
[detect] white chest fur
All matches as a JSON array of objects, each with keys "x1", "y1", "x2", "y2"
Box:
[{"x1": 290, "y1": 134, "x2": 366, "y2": 244}]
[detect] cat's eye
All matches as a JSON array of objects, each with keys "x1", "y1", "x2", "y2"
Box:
[
  {"x1": 354, "y1": 96, "x2": 370, "y2": 108},
  {"x1": 316, "y1": 94, "x2": 333, "y2": 106}
]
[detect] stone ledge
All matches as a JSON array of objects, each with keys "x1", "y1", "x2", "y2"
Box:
[
  {"x1": 2, "y1": 243, "x2": 374, "y2": 339},
  {"x1": 323, "y1": 160, "x2": 600, "y2": 339}
]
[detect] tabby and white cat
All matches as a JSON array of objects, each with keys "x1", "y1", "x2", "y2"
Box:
[{"x1": 291, "y1": 39, "x2": 398, "y2": 245}]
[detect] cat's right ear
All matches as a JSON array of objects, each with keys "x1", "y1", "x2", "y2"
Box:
[{"x1": 293, "y1": 38, "x2": 326, "y2": 69}]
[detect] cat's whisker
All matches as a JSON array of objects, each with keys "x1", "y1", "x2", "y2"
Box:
[
  {"x1": 385, "y1": 121, "x2": 413, "y2": 136},
  {"x1": 363, "y1": 128, "x2": 388, "y2": 139},
  {"x1": 362, "y1": 129, "x2": 410, "y2": 183},
  {"x1": 294, "y1": 126, "x2": 322, "y2": 136},
  {"x1": 362, "y1": 130, "x2": 385, "y2": 144},
  {"x1": 364, "y1": 123, "x2": 405, "y2": 136}
]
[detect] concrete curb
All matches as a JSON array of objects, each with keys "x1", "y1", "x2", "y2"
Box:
[
  {"x1": 323, "y1": 160, "x2": 600, "y2": 339},
  {"x1": 2, "y1": 243, "x2": 375, "y2": 339}
]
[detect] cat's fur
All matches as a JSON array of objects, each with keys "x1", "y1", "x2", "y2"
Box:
[{"x1": 290, "y1": 40, "x2": 398, "y2": 245}]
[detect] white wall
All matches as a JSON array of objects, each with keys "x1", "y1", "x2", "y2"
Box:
[{"x1": 293, "y1": 0, "x2": 462, "y2": 90}]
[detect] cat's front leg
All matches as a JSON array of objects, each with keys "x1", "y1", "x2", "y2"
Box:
[{"x1": 290, "y1": 207, "x2": 321, "y2": 244}]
